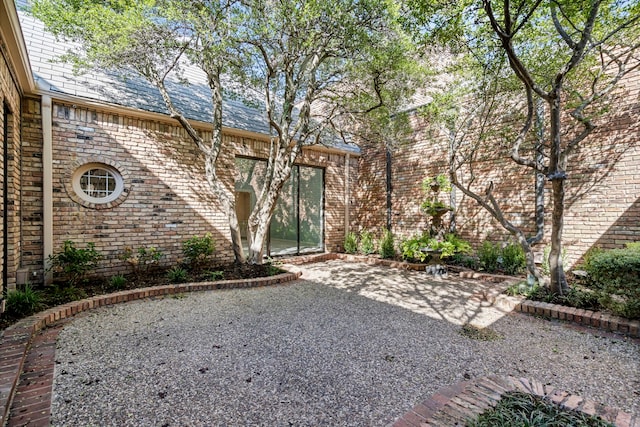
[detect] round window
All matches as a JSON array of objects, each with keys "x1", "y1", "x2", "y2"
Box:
[{"x1": 72, "y1": 163, "x2": 124, "y2": 204}]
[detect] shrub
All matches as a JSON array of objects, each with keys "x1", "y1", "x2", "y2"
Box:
[
  {"x1": 379, "y1": 229, "x2": 395, "y2": 259},
  {"x1": 478, "y1": 241, "x2": 501, "y2": 272},
  {"x1": 6, "y1": 284, "x2": 42, "y2": 317},
  {"x1": 46, "y1": 285, "x2": 87, "y2": 306},
  {"x1": 400, "y1": 233, "x2": 431, "y2": 262},
  {"x1": 167, "y1": 266, "x2": 188, "y2": 283},
  {"x1": 48, "y1": 241, "x2": 102, "y2": 286},
  {"x1": 121, "y1": 246, "x2": 163, "y2": 277},
  {"x1": 208, "y1": 270, "x2": 224, "y2": 281},
  {"x1": 344, "y1": 232, "x2": 358, "y2": 254},
  {"x1": 400, "y1": 233, "x2": 471, "y2": 262},
  {"x1": 359, "y1": 230, "x2": 375, "y2": 255},
  {"x1": 183, "y1": 233, "x2": 215, "y2": 269},
  {"x1": 501, "y1": 242, "x2": 526, "y2": 275},
  {"x1": 582, "y1": 242, "x2": 640, "y2": 318},
  {"x1": 449, "y1": 253, "x2": 480, "y2": 270},
  {"x1": 109, "y1": 274, "x2": 127, "y2": 290}
]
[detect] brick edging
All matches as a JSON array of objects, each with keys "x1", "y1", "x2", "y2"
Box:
[
  {"x1": 0, "y1": 271, "x2": 301, "y2": 427},
  {"x1": 392, "y1": 375, "x2": 639, "y2": 427}
]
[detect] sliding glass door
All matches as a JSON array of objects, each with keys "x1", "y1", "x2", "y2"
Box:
[{"x1": 234, "y1": 157, "x2": 324, "y2": 257}]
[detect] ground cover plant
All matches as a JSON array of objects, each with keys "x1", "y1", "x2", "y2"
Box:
[
  {"x1": 0, "y1": 237, "x2": 286, "y2": 330},
  {"x1": 466, "y1": 391, "x2": 614, "y2": 427}
]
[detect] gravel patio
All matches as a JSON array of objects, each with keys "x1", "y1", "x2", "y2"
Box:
[{"x1": 50, "y1": 260, "x2": 640, "y2": 426}]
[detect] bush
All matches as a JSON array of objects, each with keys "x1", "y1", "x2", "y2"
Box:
[
  {"x1": 121, "y1": 246, "x2": 163, "y2": 277},
  {"x1": 48, "y1": 241, "x2": 102, "y2": 286},
  {"x1": 501, "y1": 242, "x2": 526, "y2": 275},
  {"x1": 344, "y1": 232, "x2": 358, "y2": 254},
  {"x1": 449, "y1": 252, "x2": 480, "y2": 270},
  {"x1": 582, "y1": 243, "x2": 640, "y2": 318},
  {"x1": 400, "y1": 233, "x2": 471, "y2": 263},
  {"x1": 379, "y1": 229, "x2": 395, "y2": 259},
  {"x1": 109, "y1": 274, "x2": 127, "y2": 290},
  {"x1": 478, "y1": 241, "x2": 501, "y2": 272},
  {"x1": 6, "y1": 284, "x2": 42, "y2": 317},
  {"x1": 208, "y1": 270, "x2": 224, "y2": 281},
  {"x1": 183, "y1": 233, "x2": 215, "y2": 269},
  {"x1": 359, "y1": 230, "x2": 375, "y2": 255},
  {"x1": 167, "y1": 266, "x2": 188, "y2": 283}
]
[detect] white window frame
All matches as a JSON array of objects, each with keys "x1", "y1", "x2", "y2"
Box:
[{"x1": 72, "y1": 163, "x2": 124, "y2": 204}]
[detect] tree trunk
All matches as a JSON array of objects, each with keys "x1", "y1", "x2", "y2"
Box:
[
  {"x1": 548, "y1": 178, "x2": 568, "y2": 294},
  {"x1": 547, "y1": 95, "x2": 569, "y2": 295},
  {"x1": 245, "y1": 157, "x2": 294, "y2": 264}
]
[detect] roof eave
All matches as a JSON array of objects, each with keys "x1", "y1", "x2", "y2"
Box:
[
  {"x1": 1, "y1": 0, "x2": 36, "y2": 93},
  {"x1": 36, "y1": 88, "x2": 360, "y2": 156}
]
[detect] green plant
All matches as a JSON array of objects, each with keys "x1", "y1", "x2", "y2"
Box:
[
  {"x1": 48, "y1": 240, "x2": 102, "y2": 286},
  {"x1": 109, "y1": 274, "x2": 127, "y2": 290},
  {"x1": 5, "y1": 284, "x2": 42, "y2": 317},
  {"x1": 449, "y1": 253, "x2": 480, "y2": 270},
  {"x1": 379, "y1": 229, "x2": 395, "y2": 259},
  {"x1": 167, "y1": 266, "x2": 188, "y2": 283},
  {"x1": 359, "y1": 230, "x2": 375, "y2": 255},
  {"x1": 501, "y1": 242, "x2": 526, "y2": 275},
  {"x1": 261, "y1": 257, "x2": 284, "y2": 276},
  {"x1": 422, "y1": 173, "x2": 452, "y2": 193},
  {"x1": 208, "y1": 270, "x2": 225, "y2": 281},
  {"x1": 478, "y1": 241, "x2": 501, "y2": 272},
  {"x1": 120, "y1": 246, "x2": 163, "y2": 277},
  {"x1": 344, "y1": 232, "x2": 358, "y2": 254},
  {"x1": 183, "y1": 233, "x2": 215, "y2": 269},
  {"x1": 467, "y1": 391, "x2": 614, "y2": 427},
  {"x1": 420, "y1": 200, "x2": 452, "y2": 217},
  {"x1": 581, "y1": 242, "x2": 640, "y2": 319},
  {"x1": 400, "y1": 233, "x2": 471, "y2": 262},
  {"x1": 45, "y1": 284, "x2": 88, "y2": 306}
]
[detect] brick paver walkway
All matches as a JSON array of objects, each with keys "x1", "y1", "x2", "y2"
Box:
[{"x1": 7, "y1": 325, "x2": 62, "y2": 427}]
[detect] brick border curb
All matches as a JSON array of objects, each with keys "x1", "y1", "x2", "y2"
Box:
[
  {"x1": 392, "y1": 375, "x2": 639, "y2": 427},
  {"x1": 283, "y1": 253, "x2": 640, "y2": 339},
  {"x1": 0, "y1": 271, "x2": 301, "y2": 426}
]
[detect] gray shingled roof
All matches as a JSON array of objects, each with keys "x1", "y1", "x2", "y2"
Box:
[{"x1": 17, "y1": 10, "x2": 273, "y2": 135}]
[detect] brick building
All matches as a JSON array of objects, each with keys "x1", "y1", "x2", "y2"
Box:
[
  {"x1": 0, "y1": 0, "x2": 359, "y2": 311},
  {"x1": 354, "y1": 70, "x2": 640, "y2": 267},
  {"x1": 1, "y1": 0, "x2": 639, "y2": 314}
]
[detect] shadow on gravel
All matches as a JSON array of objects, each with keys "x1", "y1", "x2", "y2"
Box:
[{"x1": 288, "y1": 260, "x2": 514, "y2": 328}]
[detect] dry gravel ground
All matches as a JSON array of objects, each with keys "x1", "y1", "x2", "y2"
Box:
[{"x1": 52, "y1": 260, "x2": 640, "y2": 426}]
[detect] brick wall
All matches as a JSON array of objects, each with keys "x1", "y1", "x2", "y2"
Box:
[
  {"x1": 22, "y1": 101, "x2": 351, "y2": 279},
  {"x1": 20, "y1": 97, "x2": 44, "y2": 281},
  {"x1": 0, "y1": 36, "x2": 24, "y2": 300},
  {"x1": 355, "y1": 68, "x2": 640, "y2": 268}
]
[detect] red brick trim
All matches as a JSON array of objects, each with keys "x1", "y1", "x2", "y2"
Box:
[
  {"x1": 393, "y1": 375, "x2": 639, "y2": 427},
  {"x1": 0, "y1": 271, "x2": 301, "y2": 426}
]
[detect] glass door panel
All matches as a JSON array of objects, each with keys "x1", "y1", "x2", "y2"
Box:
[
  {"x1": 299, "y1": 166, "x2": 323, "y2": 253},
  {"x1": 269, "y1": 168, "x2": 299, "y2": 256}
]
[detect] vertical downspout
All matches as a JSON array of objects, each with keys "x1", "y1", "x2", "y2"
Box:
[
  {"x1": 385, "y1": 147, "x2": 392, "y2": 231},
  {"x1": 42, "y1": 95, "x2": 53, "y2": 284},
  {"x1": 344, "y1": 153, "x2": 350, "y2": 240},
  {"x1": 448, "y1": 129, "x2": 457, "y2": 234},
  {"x1": 3, "y1": 105, "x2": 8, "y2": 294}
]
